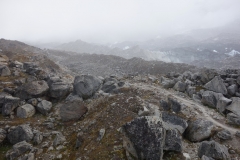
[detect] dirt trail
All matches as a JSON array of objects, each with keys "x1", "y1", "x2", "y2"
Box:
[{"x1": 130, "y1": 82, "x2": 240, "y2": 134}]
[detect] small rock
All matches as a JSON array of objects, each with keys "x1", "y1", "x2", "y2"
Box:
[
  {"x1": 97, "y1": 128, "x2": 105, "y2": 141},
  {"x1": 53, "y1": 133, "x2": 66, "y2": 147},
  {"x1": 217, "y1": 130, "x2": 232, "y2": 140},
  {"x1": 36, "y1": 100, "x2": 52, "y2": 115},
  {"x1": 6, "y1": 141, "x2": 33, "y2": 160},
  {"x1": 17, "y1": 104, "x2": 36, "y2": 118}
]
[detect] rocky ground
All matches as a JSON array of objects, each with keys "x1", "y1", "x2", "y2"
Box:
[{"x1": 0, "y1": 39, "x2": 240, "y2": 160}]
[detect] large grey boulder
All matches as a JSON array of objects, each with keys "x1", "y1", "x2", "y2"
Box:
[
  {"x1": 7, "y1": 124, "x2": 33, "y2": 144},
  {"x1": 17, "y1": 104, "x2": 36, "y2": 118},
  {"x1": 217, "y1": 130, "x2": 232, "y2": 140},
  {"x1": 0, "y1": 128, "x2": 7, "y2": 143},
  {"x1": 6, "y1": 141, "x2": 33, "y2": 160},
  {"x1": 122, "y1": 116, "x2": 165, "y2": 160},
  {"x1": 216, "y1": 97, "x2": 232, "y2": 114},
  {"x1": 227, "y1": 84, "x2": 238, "y2": 96},
  {"x1": 168, "y1": 97, "x2": 183, "y2": 113},
  {"x1": 49, "y1": 82, "x2": 72, "y2": 99},
  {"x1": 200, "y1": 69, "x2": 218, "y2": 84},
  {"x1": 73, "y1": 75, "x2": 102, "y2": 99},
  {"x1": 101, "y1": 81, "x2": 117, "y2": 93},
  {"x1": 204, "y1": 76, "x2": 227, "y2": 95},
  {"x1": 173, "y1": 81, "x2": 186, "y2": 92},
  {"x1": 1, "y1": 96, "x2": 20, "y2": 116},
  {"x1": 161, "y1": 77, "x2": 176, "y2": 89},
  {"x1": 227, "y1": 113, "x2": 240, "y2": 126},
  {"x1": 36, "y1": 100, "x2": 52, "y2": 115},
  {"x1": 198, "y1": 140, "x2": 230, "y2": 160},
  {"x1": 226, "y1": 97, "x2": 240, "y2": 116},
  {"x1": 15, "y1": 80, "x2": 49, "y2": 100},
  {"x1": 184, "y1": 119, "x2": 214, "y2": 142},
  {"x1": 201, "y1": 91, "x2": 223, "y2": 108},
  {"x1": 164, "y1": 129, "x2": 182, "y2": 152},
  {"x1": 59, "y1": 99, "x2": 88, "y2": 122},
  {"x1": 0, "y1": 65, "x2": 11, "y2": 76},
  {"x1": 159, "y1": 100, "x2": 170, "y2": 111},
  {"x1": 161, "y1": 112, "x2": 188, "y2": 134}
]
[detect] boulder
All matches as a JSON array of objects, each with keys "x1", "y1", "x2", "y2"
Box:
[
  {"x1": 182, "y1": 71, "x2": 192, "y2": 80},
  {"x1": 53, "y1": 132, "x2": 66, "y2": 147},
  {"x1": 201, "y1": 91, "x2": 223, "y2": 108},
  {"x1": 159, "y1": 100, "x2": 170, "y2": 111},
  {"x1": 161, "y1": 78, "x2": 176, "y2": 89},
  {"x1": 200, "y1": 69, "x2": 218, "y2": 84},
  {"x1": 36, "y1": 100, "x2": 52, "y2": 115},
  {"x1": 6, "y1": 141, "x2": 33, "y2": 160},
  {"x1": 186, "y1": 86, "x2": 196, "y2": 97},
  {"x1": 237, "y1": 76, "x2": 240, "y2": 85},
  {"x1": 17, "y1": 104, "x2": 36, "y2": 118},
  {"x1": 101, "y1": 81, "x2": 117, "y2": 93},
  {"x1": 161, "y1": 112, "x2": 188, "y2": 134},
  {"x1": 168, "y1": 97, "x2": 182, "y2": 113},
  {"x1": 217, "y1": 130, "x2": 232, "y2": 140},
  {"x1": 201, "y1": 155, "x2": 214, "y2": 160},
  {"x1": 204, "y1": 76, "x2": 227, "y2": 95},
  {"x1": 33, "y1": 131, "x2": 43, "y2": 145},
  {"x1": 227, "y1": 84, "x2": 238, "y2": 96},
  {"x1": 1, "y1": 96, "x2": 20, "y2": 116},
  {"x1": 27, "y1": 98, "x2": 38, "y2": 107},
  {"x1": 59, "y1": 99, "x2": 88, "y2": 122},
  {"x1": 216, "y1": 97, "x2": 232, "y2": 114},
  {"x1": 49, "y1": 82, "x2": 71, "y2": 99},
  {"x1": 7, "y1": 124, "x2": 33, "y2": 144},
  {"x1": 164, "y1": 129, "x2": 182, "y2": 152},
  {"x1": 0, "y1": 65, "x2": 11, "y2": 76},
  {"x1": 198, "y1": 140, "x2": 230, "y2": 160},
  {"x1": 15, "y1": 80, "x2": 49, "y2": 100},
  {"x1": 173, "y1": 81, "x2": 186, "y2": 92},
  {"x1": 0, "y1": 128, "x2": 7, "y2": 143},
  {"x1": 184, "y1": 119, "x2": 214, "y2": 142},
  {"x1": 226, "y1": 97, "x2": 240, "y2": 116},
  {"x1": 227, "y1": 113, "x2": 240, "y2": 126},
  {"x1": 73, "y1": 75, "x2": 102, "y2": 99},
  {"x1": 122, "y1": 116, "x2": 165, "y2": 160}
]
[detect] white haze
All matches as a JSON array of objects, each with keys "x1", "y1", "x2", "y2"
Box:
[{"x1": 0, "y1": 0, "x2": 240, "y2": 44}]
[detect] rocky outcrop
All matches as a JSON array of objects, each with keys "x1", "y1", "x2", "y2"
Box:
[
  {"x1": 6, "y1": 141, "x2": 33, "y2": 160},
  {"x1": 16, "y1": 104, "x2": 36, "y2": 118},
  {"x1": 0, "y1": 65, "x2": 11, "y2": 76},
  {"x1": 36, "y1": 100, "x2": 52, "y2": 115},
  {"x1": 7, "y1": 124, "x2": 33, "y2": 144},
  {"x1": 73, "y1": 75, "x2": 102, "y2": 99},
  {"x1": 15, "y1": 80, "x2": 49, "y2": 100},
  {"x1": 59, "y1": 99, "x2": 88, "y2": 122},
  {"x1": 184, "y1": 119, "x2": 214, "y2": 142},
  {"x1": 204, "y1": 76, "x2": 227, "y2": 95},
  {"x1": 198, "y1": 140, "x2": 230, "y2": 160}
]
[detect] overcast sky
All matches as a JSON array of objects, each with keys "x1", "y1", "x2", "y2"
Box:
[{"x1": 1, "y1": 0, "x2": 240, "y2": 44}]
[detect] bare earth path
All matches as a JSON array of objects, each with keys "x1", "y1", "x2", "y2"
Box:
[{"x1": 130, "y1": 82, "x2": 240, "y2": 134}]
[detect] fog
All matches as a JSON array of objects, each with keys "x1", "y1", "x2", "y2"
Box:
[{"x1": 1, "y1": 0, "x2": 240, "y2": 44}]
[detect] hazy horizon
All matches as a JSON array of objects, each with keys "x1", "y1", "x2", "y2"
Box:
[{"x1": 1, "y1": 0, "x2": 240, "y2": 44}]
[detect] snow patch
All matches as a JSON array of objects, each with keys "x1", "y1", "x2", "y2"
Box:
[
  {"x1": 213, "y1": 50, "x2": 218, "y2": 53},
  {"x1": 225, "y1": 50, "x2": 240, "y2": 56},
  {"x1": 123, "y1": 46, "x2": 130, "y2": 50}
]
